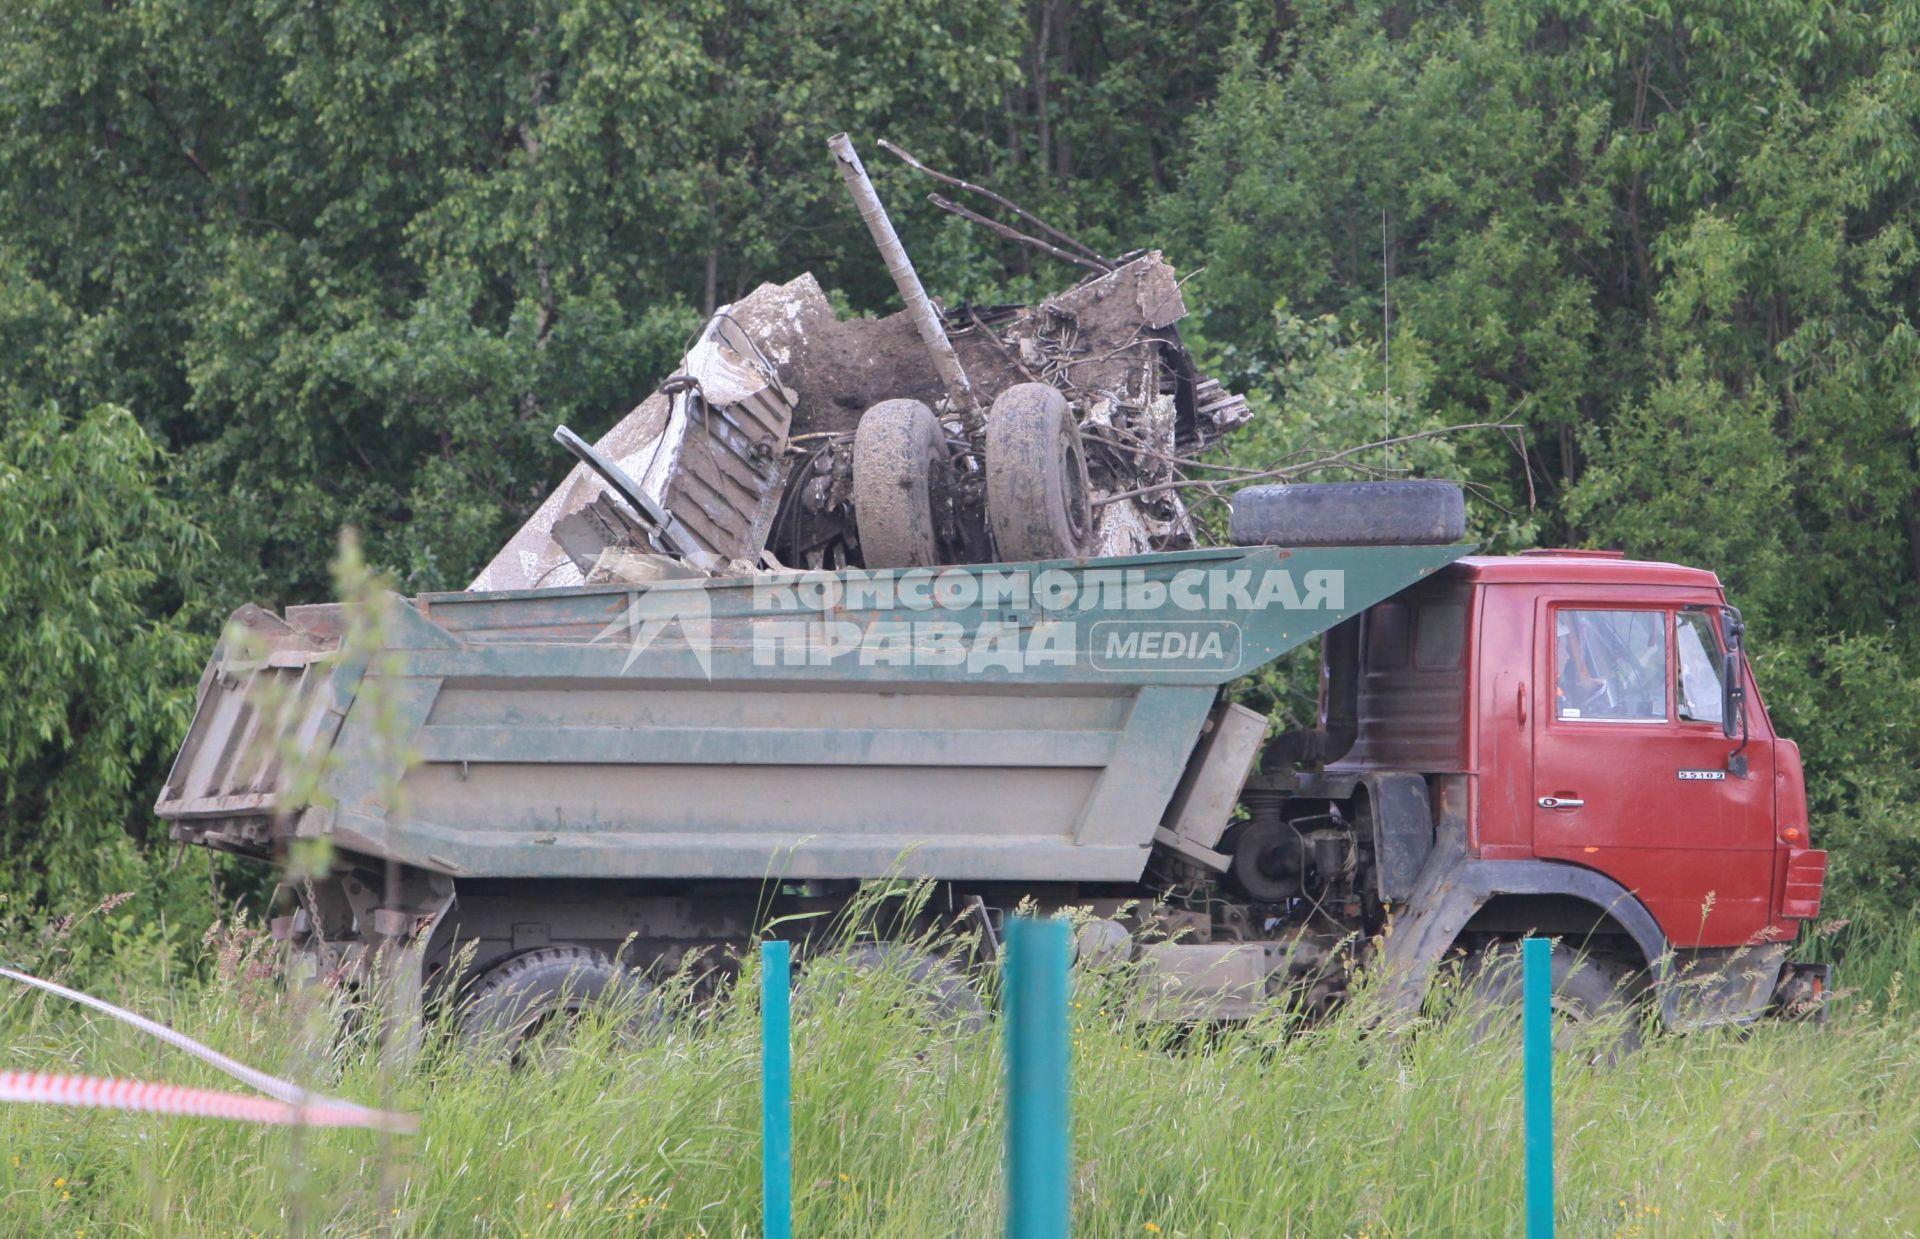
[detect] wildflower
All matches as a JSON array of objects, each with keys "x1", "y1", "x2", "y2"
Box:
[
  {"x1": 53, "y1": 1178, "x2": 65, "y2": 1187},
  {"x1": 1144, "y1": 1225, "x2": 1161, "y2": 1234}
]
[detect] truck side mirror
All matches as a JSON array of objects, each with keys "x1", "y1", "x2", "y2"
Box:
[
  {"x1": 1719, "y1": 607, "x2": 1747, "y2": 743},
  {"x1": 1720, "y1": 651, "x2": 1745, "y2": 740}
]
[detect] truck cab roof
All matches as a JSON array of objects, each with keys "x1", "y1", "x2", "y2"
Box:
[{"x1": 1441, "y1": 551, "x2": 1723, "y2": 591}]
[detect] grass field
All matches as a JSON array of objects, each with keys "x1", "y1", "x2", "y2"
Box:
[{"x1": 1, "y1": 912, "x2": 1914, "y2": 1239}]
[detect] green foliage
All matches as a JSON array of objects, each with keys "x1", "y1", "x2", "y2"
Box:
[{"x1": 0, "y1": 403, "x2": 211, "y2": 924}]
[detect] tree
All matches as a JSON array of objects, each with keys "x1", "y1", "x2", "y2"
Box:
[{"x1": 0, "y1": 401, "x2": 210, "y2": 915}]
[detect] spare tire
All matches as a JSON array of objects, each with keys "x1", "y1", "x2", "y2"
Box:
[
  {"x1": 1230, "y1": 480, "x2": 1465, "y2": 547},
  {"x1": 853, "y1": 398, "x2": 951, "y2": 568}
]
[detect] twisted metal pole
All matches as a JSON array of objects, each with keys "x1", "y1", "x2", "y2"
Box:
[{"x1": 828, "y1": 133, "x2": 978, "y2": 416}]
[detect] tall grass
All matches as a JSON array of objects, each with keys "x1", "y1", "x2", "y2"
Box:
[{"x1": 2, "y1": 913, "x2": 1916, "y2": 1238}]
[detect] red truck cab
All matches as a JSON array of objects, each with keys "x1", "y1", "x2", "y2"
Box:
[{"x1": 1323, "y1": 549, "x2": 1828, "y2": 1024}]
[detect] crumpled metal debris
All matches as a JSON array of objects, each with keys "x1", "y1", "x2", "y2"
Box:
[
  {"x1": 471, "y1": 253, "x2": 1250, "y2": 591},
  {"x1": 472, "y1": 281, "x2": 815, "y2": 592}
]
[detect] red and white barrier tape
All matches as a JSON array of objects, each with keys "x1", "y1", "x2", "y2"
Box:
[
  {"x1": 0, "y1": 964, "x2": 319, "y2": 1104},
  {"x1": 0, "y1": 1071, "x2": 416, "y2": 1132},
  {"x1": 0, "y1": 965, "x2": 414, "y2": 1133}
]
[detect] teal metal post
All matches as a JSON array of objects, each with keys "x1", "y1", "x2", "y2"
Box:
[
  {"x1": 1523, "y1": 937, "x2": 1554, "y2": 1239},
  {"x1": 762, "y1": 940, "x2": 792, "y2": 1239},
  {"x1": 1005, "y1": 917, "x2": 1071, "y2": 1239}
]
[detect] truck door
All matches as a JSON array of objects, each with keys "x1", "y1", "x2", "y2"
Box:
[{"x1": 1530, "y1": 601, "x2": 1775, "y2": 946}]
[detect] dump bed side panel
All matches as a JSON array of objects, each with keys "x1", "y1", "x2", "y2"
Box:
[
  {"x1": 329, "y1": 677, "x2": 1215, "y2": 882},
  {"x1": 161, "y1": 543, "x2": 1471, "y2": 881}
]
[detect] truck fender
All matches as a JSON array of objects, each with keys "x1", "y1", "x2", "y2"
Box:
[{"x1": 1375, "y1": 835, "x2": 1668, "y2": 1018}]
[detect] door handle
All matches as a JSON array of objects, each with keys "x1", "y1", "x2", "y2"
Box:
[{"x1": 1538, "y1": 796, "x2": 1585, "y2": 810}]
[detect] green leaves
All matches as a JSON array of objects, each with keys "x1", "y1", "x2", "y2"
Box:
[{"x1": 0, "y1": 404, "x2": 209, "y2": 912}]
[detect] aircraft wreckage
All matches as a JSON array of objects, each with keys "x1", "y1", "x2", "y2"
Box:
[{"x1": 471, "y1": 135, "x2": 1252, "y2": 593}]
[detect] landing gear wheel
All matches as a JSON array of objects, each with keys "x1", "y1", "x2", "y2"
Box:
[
  {"x1": 853, "y1": 398, "x2": 950, "y2": 569},
  {"x1": 797, "y1": 941, "x2": 987, "y2": 1034},
  {"x1": 1460, "y1": 943, "x2": 1642, "y2": 1060},
  {"x1": 984, "y1": 383, "x2": 1093, "y2": 562},
  {"x1": 459, "y1": 945, "x2": 656, "y2": 1056}
]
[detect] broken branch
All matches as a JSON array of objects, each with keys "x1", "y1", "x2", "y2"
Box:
[
  {"x1": 879, "y1": 138, "x2": 1111, "y2": 269},
  {"x1": 927, "y1": 194, "x2": 1111, "y2": 274}
]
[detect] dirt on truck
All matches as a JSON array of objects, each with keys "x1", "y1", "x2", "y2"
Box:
[{"x1": 154, "y1": 136, "x2": 1830, "y2": 1049}]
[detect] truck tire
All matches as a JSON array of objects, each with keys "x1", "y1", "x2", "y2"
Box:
[
  {"x1": 459, "y1": 945, "x2": 656, "y2": 1056},
  {"x1": 798, "y1": 941, "x2": 988, "y2": 1035},
  {"x1": 1229, "y1": 480, "x2": 1465, "y2": 547},
  {"x1": 985, "y1": 383, "x2": 1094, "y2": 562},
  {"x1": 1460, "y1": 944, "x2": 1642, "y2": 1059},
  {"x1": 853, "y1": 398, "x2": 950, "y2": 568}
]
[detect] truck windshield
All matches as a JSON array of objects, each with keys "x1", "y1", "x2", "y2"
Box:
[
  {"x1": 1555, "y1": 609, "x2": 1666, "y2": 721},
  {"x1": 1676, "y1": 609, "x2": 1725, "y2": 725}
]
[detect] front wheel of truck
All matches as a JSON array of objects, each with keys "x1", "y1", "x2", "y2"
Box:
[{"x1": 1458, "y1": 944, "x2": 1644, "y2": 1060}]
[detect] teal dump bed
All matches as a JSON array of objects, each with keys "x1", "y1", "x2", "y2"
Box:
[{"x1": 158, "y1": 543, "x2": 1468, "y2": 883}]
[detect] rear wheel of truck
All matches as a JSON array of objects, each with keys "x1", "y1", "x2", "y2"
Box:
[
  {"x1": 797, "y1": 941, "x2": 988, "y2": 1035},
  {"x1": 1459, "y1": 944, "x2": 1643, "y2": 1060},
  {"x1": 1230, "y1": 480, "x2": 1466, "y2": 547},
  {"x1": 458, "y1": 946, "x2": 658, "y2": 1059},
  {"x1": 853, "y1": 398, "x2": 950, "y2": 568},
  {"x1": 985, "y1": 383, "x2": 1093, "y2": 562}
]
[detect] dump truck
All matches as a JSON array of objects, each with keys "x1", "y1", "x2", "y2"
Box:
[
  {"x1": 156, "y1": 483, "x2": 1830, "y2": 1041},
  {"x1": 155, "y1": 136, "x2": 1828, "y2": 1041}
]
